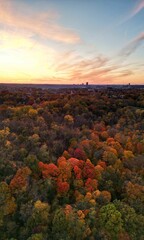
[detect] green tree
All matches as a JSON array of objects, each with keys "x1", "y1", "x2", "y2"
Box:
[
  {"x1": 114, "y1": 200, "x2": 144, "y2": 240},
  {"x1": 99, "y1": 203, "x2": 123, "y2": 239}
]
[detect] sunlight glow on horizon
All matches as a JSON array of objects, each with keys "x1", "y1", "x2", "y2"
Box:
[{"x1": 0, "y1": 0, "x2": 144, "y2": 84}]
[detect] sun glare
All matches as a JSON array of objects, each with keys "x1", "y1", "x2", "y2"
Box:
[{"x1": 0, "y1": 44, "x2": 58, "y2": 82}]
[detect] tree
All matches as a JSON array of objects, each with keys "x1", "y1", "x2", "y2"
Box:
[
  {"x1": 85, "y1": 178, "x2": 98, "y2": 192},
  {"x1": 26, "y1": 200, "x2": 50, "y2": 237},
  {"x1": 57, "y1": 180, "x2": 70, "y2": 195},
  {"x1": 124, "y1": 182, "x2": 144, "y2": 214},
  {"x1": 10, "y1": 167, "x2": 31, "y2": 194},
  {"x1": 83, "y1": 159, "x2": 96, "y2": 179},
  {"x1": 38, "y1": 162, "x2": 59, "y2": 179},
  {"x1": 27, "y1": 233, "x2": 44, "y2": 240},
  {"x1": 64, "y1": 115, "x2": 74, "y2": 126},
  {"x1": 0, "y1": 182, "x2": 16, "y2": 227},
  {"x1": 57, "y1": 157, "x2": 72, "y2": 182},
  {"x1": 114, "y1": 200, "x2": 144, "y2": 240},
  {"x1": 52, "y1": 207, "x2": 91, "y2": 240},
  {"x1": 52, "y1": 208, "x2": 69, "y2": 240},
  {"x1": 99, "y1": 203, "x2": 123, "y2": 239}
]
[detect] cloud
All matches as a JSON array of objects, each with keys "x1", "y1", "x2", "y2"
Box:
[
  {"x1": 0, "y1": 26, "x2": 140, "y2": 84},
  {"x1": 113, "y1": 70, "x2": 134, "y2": 78},
  {"x1": 130, "y1": 0, "x2": 144, "y2": 19},
  {"x1": 119, "y1": 32, "x2": 144, "y2": 58},
  {"x1": 0, "y1": 29, "x2": 61, "y2": 82},
  {"x1": 52, "y1": 52, "x2": 135, "y2": 84},
  {"x1": 0, "y1": 0, "x2": 80, "y2": 44},
  {"x1": 119, "y1": 0, "x2": 144, "y2": 26},
  {"x1": 0, "y1": 37, "x2": 139, "y2": 84},
  {"x1": 121, "y1": 0, "x2": 144, "y2": 24},
  {"x1": 55, "y1": 55, "x2": 109, "y2": 73}
]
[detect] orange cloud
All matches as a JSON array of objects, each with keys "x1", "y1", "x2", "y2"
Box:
[
  {"x1": 0, "y1": 10, "x2": 143, "y2": 86},
  {"x1": 0, "y1": 29, "x2": 142, "y2": 85},
  {"x1": 0, "y1": 1, "x2": 80, "y2": 44},
  {"x1": 52, "y1": 53, "x2": 136, "y2": 84}
]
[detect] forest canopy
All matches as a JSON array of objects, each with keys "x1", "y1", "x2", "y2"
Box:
[{"x1": 0, "y1": 86, "x2": 144, "y2": 240}]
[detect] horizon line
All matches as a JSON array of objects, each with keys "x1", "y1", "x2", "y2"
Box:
[{"x1": 0, "y1": 83, "x2": 143, "y2": 86}]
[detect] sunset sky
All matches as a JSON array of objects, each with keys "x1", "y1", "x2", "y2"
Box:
[{"x1": 0, "y1": 0, "x2": 144, "y2": 84}]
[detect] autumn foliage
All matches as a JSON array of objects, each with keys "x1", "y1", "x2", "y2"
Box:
[{"x1": 0, "y1": 86, "x2": 144, "y2": 239}]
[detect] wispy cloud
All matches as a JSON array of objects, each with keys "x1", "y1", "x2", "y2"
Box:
[
  {"x1": 121, "y1": 0, "x2": 144, "y2": 24},
  {"x1": 51, "y1": 52, "x2": 135, "y2": 84},
  {"x1": 0, "y1": 0, "x2": 80, "y2": 44},
  {"x1": 116, "y1": 70, "x2": 134, "y2": 78},
  {"x1": 130, "y1": 0, "x2": 144, "y2": 19},
  {"x1": 119, "y1": 32, "x2": 144, "y2": 58},
  {"x1": 0, "y1": 27, "x2": 141, "y2": 84}
]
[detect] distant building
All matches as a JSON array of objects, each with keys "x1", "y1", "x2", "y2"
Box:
[
  {"x1": 127, "y1": 83, "x2": 131, "y2": 88},
  {"x1": 86, "y1": 82, "x2": 89, "y2": 86}
]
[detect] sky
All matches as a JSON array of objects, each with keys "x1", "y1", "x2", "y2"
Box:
[{"x1": 0, "y1": 0, "x2": 144, "y2": 85}]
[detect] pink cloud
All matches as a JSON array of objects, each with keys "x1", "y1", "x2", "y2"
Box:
[
  {"x1": 52, "y1": 52, "x2": 135, "y2": 84},
  {"x1": 0, "y1": 1, "x2": 80, "y2": 44},
  {"x1": 122, "y1": 0, "x2": 144, "y2": 23},
  {"x1": 119, "y1": 0, "x2": 144, "y2": 26},
  {"x1": 131, "y1": 0, "x2": 144, "y2": 18}
]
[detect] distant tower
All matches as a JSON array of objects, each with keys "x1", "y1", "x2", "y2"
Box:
[{"x1": 86, "y1": 82, "x2": 88, "y2": 86}]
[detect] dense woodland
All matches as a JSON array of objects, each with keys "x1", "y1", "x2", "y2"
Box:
[{"x1": 0, "y1": 86, "x2": 144, "y2": 240}]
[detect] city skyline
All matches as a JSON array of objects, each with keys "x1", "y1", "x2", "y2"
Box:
[{"x1": 0, "y1": 0, "x2": 144, "y2": 84}]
